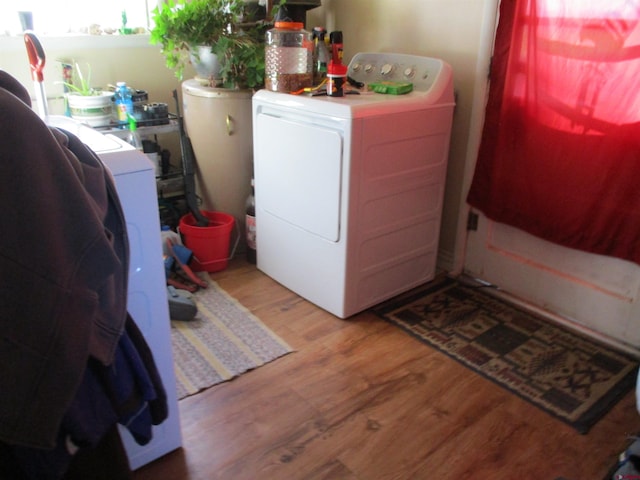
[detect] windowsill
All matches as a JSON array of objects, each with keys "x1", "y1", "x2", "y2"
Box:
[{"x1": 0, "y1": 33, "x2": 156, "y2": 52}]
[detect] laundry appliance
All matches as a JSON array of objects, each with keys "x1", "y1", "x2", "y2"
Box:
[
  {"x1": 47, "y1": 117, "x2": 182, "y2": 469},
  {"x1": 252, "y1": 52, "x2": 455, "y2": 318}
]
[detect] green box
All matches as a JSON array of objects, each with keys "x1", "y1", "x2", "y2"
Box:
[{"x1": 368, "y1": 81, "x2": 414, "y2": 95}]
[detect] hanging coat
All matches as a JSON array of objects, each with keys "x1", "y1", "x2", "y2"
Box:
[{"x1": 0, "y1": 70, "x2": 167, "y2": 478}]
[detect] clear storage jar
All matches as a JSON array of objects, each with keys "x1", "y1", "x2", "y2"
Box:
[{"x1": 265, "y1": 21, "x2": 314, "y2": 93}]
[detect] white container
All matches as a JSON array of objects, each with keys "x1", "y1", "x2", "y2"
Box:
[{"x1": 66, "y1": 91, "x2": 114, "y2": 128}]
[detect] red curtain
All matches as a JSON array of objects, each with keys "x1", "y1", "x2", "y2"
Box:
[{"x1": 467, "y1": 0, "x2": 640, "y2": 264}]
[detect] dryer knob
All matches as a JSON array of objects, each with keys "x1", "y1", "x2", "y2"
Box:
[
  {"x1": 381, "y1": 63, "x2": 394, "y2": 76},
  {"x1": 352, "y1": 63, "x2": 361, "y2": 72},
  {"x1": 404, "y1": 67, "x2": 415, "y2": 79},
  {"x1": 364, "y1": 63, "x2": 374, "y2": 73}
]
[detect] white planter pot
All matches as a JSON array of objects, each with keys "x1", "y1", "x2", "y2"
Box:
[
  {"x1": 181, "y1": 80, "x2": 253, "y2": 244},
  {"x1": 66, "y1": 91, "x2": 114, "y2": 128}
]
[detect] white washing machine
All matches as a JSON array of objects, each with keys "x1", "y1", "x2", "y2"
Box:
[
  {"x1": 47, "y1": 117, "x2": 182, "y2": 469},
  {"x1": 252, "y1": 52, "x2": 455, "y2": 318}
]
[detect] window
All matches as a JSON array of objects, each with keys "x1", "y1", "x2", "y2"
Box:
[
  {"x1": 2, "y1": 0, "x2": 158, "y2": 36},
  {"x1": 543, "y1": 0, "x2": 640, "y2": 18}
]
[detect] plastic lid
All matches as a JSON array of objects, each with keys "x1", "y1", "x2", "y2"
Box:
[
  {"x1": 116, "y1": 81, "x2": 126, "y2": 86},
  {"x1": 275, "y1": 21, "x2": 304, "y2": 30},
  {"x1": 330, "y1": 31, "x2": 343, "y2": 44},
  {"x1": 313, "y1": 27, "x2": 326, "y2": 40},
  {"x1": 327, "y1": 62, "x2": 348, "y2": 76}
]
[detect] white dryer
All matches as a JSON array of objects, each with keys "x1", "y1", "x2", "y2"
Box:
[{"x1": 252, "y1": 53, "x2": 455, "y2": 318}]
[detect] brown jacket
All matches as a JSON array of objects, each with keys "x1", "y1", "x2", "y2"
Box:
[{"x1": 0, "y1": 70, "x2": 129, "y2": 449}]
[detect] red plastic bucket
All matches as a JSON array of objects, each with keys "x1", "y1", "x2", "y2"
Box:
[{"x1": 179, "y1": 211, "x2": 235, "y2": 272}]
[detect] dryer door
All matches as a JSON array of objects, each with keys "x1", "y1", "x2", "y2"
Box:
[{"x1": 255, "y1": 113, "x2": 343, "y2": 242}]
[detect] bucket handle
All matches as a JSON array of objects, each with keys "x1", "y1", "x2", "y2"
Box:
[{"x1": 227, "y1": 218, "x2": 241, "y2": 261}]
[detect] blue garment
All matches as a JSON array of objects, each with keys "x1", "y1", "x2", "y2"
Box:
[{"x1": 9, "y1": 316, "x2": 167, "y2": 479}]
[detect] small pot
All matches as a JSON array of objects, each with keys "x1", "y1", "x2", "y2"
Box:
[
  {"x1": 189, "y1": 45, "x2": 221, "y2": 84},
  {"x1": 66, "y1": 91, "x2": 114, "y2": 127}
]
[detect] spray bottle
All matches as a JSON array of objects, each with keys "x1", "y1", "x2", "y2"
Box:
[
  {"x1": 125, "y1": 114, "x2": 143, "y2": 152},
  {"x1": 313, "y1": 27, "x2": 330, "y2": 85}
]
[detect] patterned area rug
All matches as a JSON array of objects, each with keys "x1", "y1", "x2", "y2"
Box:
[
  {"x1": 373, "y1": 275, "x2": 639, "y2": 433},
  {"x1": 171, "y1": 281, "x2": 293, "y2": 400}
]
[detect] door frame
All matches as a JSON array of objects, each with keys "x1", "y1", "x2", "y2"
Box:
[{"x1": 451, "y1": 0, "x2": 501, "y2": 276}]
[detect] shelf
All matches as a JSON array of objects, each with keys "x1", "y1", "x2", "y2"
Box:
[
  {"x1": 96, "y1": 115, "x2": 180, "y2": 140},
  {"x1": 93, "y1": 115, "x2": 185, "y2": 220},
  {"x1": 156, "y1": 171, "x2": 185, "y2": 197}
]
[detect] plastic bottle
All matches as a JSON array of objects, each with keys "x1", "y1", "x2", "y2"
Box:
[
  {"x1": 114, "y1": 81, "x2": 134, "y2": 126},
  {"x1": 327, "y1": 62, "x2": 348, "y2": 97},
  {"x1": 265, "y1": 21, "x2": 313, "y2": 93},
  {"x1": 312, "y1": 27, "x2": 330, "y2": 85},
  {"x1": 125, "y1": 114, "x2": 143, "y2": 151},
  {"x1": 245, "y1": 178, "x2": 257, "y2": 264},
  {"x1": 329, "y1": 31, "x2": 344, "y2": 65},
  {"x1": 142, "y1": 139, "x2": 162, "y2": 177}
]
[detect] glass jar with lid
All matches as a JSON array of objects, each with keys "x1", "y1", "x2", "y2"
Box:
[{"x1": 265, "y1": 21, "x2": 314, "y2": 93}]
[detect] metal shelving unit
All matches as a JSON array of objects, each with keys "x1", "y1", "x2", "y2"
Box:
[
  {"x1": 97, "y1": 116, "x2": 180, "y2": 140},
  {"x1": 98, "y1": 114, "x2": 188, "y2": 229}
]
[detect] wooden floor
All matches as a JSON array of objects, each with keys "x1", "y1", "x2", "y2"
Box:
[{"x1": 133, "y1": 258, "x2": 640, "y2": 480}]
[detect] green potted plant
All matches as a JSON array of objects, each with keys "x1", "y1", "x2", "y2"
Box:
[
  {"x1": 150, "y1": 0, "x2": 269, "y2": 89},
  {"x1": 59, "y1": 62, "x2": 114, "y2": 127},
  {"x1": 213, "y1": 22, "x2": 266, "y2": 89}
]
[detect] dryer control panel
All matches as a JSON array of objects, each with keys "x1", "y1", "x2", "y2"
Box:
[{"x1": 347, "y1": 52, "x2": 445, "y2": 92}]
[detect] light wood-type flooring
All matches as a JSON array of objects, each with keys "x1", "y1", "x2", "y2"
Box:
[{"x1": 133, "y1": 258, "x2": 640, "y2": 480}]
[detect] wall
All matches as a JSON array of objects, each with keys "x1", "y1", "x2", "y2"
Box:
[
  {"x1": 1, "y1": 35, "x2": 183, "y2": 114},
  {"x1": 0, "y1": 0, "x2": 496, "y2": 271},
  {"x1": 310, "y1": 0, "x2": 496, "y2": 272}
]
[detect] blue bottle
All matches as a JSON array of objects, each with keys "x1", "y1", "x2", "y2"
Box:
[{"x1": 115, "y1": 81, "x2": 133, "y2": 126}]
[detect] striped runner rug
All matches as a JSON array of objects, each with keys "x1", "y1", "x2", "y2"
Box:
[{"x1": 170, "y1": 281, "x2": 293, "y2": 399}]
